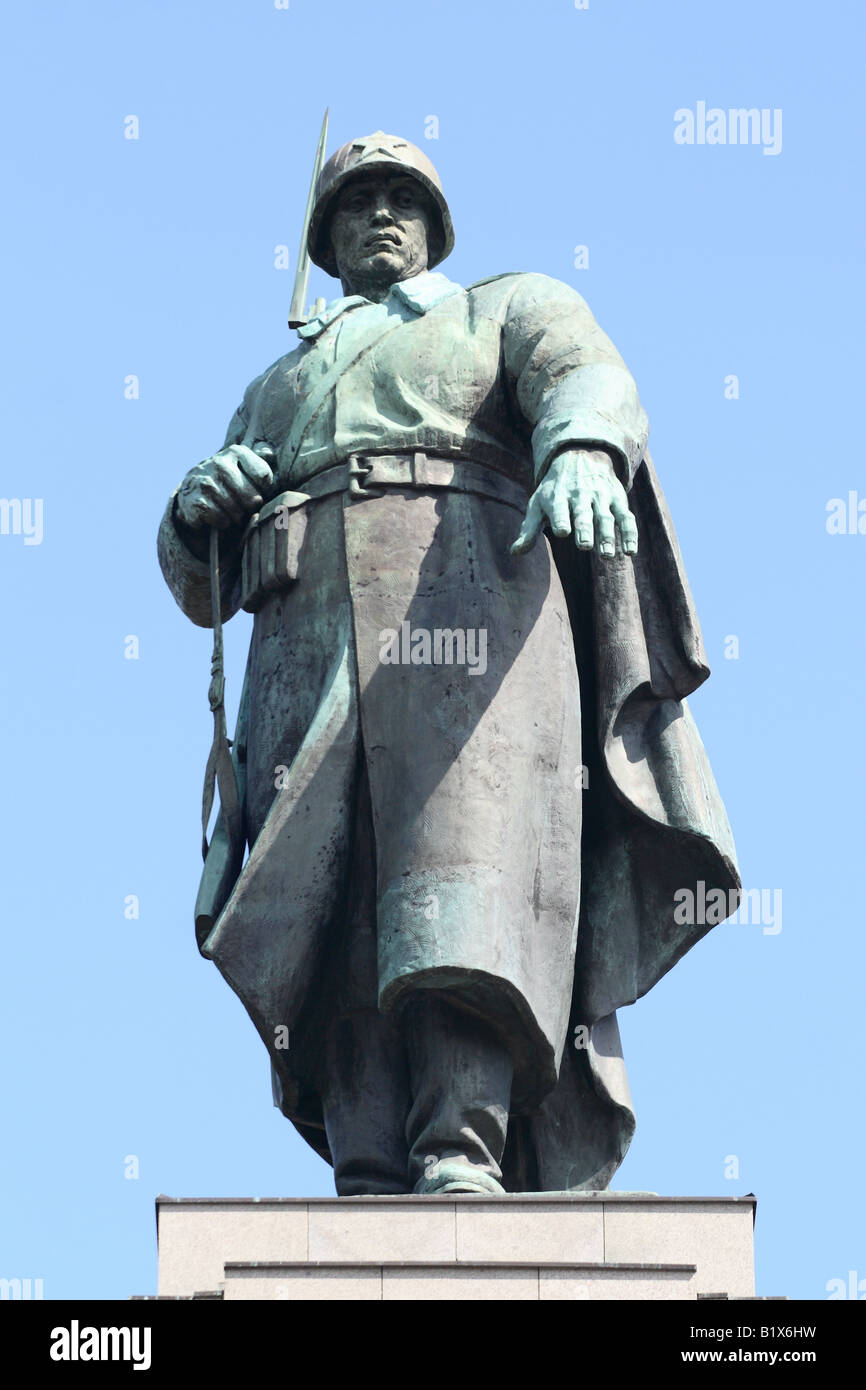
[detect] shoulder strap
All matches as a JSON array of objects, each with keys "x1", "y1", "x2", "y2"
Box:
[
  {"x1": 466, "y1": 272, "x2": 523, "y2": 289},
  {"x1": 281, "y1": 313, "x2": 409, "y2": 472},
  {"x1": 201, "y1": 530, "x2": 243, "y2": 867}
]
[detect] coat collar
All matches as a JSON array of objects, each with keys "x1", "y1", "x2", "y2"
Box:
[{"x1": 297, "y1": 270, "x2": 463, "y2": 340}]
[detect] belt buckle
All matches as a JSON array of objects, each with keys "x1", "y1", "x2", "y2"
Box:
[{"x1": 347, "y1": 453, "x2": 385, "y2": 498}]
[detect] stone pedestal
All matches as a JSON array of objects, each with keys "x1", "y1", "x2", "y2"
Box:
[{"x1": 154, "y1": 1193, "x2": 756, "y2": 1301}]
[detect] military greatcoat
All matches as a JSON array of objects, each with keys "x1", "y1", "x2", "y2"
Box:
[{"x1": 158, "y1": 268, "x2": 740, "y2": 1191}]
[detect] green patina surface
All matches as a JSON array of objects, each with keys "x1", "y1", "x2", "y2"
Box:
[{"x1": 158, "y1": 129, "x2": 739, "y2": 1196}]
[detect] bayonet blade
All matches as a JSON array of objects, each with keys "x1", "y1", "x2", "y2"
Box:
[{"x1": 288, "y1": 108, "x2": 330, "y2": 329}]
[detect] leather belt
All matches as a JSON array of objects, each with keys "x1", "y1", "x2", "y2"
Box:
[
  {"x1": 240, "y1": 451, "x2": 530, "y2": 612},
  {"x1": 297, "y1": 451, "x2": 528, "y2": 511}
]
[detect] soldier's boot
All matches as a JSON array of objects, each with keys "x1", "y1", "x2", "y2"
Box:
[{"x1": 402, "y1": 993, "x2": 512, "y2": 1195}]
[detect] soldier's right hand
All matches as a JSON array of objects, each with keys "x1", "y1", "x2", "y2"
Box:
[{"x1": 176, "y1": 443, "x2": 276, "y2": 531}]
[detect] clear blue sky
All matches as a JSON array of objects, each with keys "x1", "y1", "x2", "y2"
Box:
[{"x1": 1, "y1": 0, "x2": 863, "y2": 1301}]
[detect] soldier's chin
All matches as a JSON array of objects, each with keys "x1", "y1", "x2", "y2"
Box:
[{"x1": 362, "y1": 247, "x2": 405, "y2": 274}]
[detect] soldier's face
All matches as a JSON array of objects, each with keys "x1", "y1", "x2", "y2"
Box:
[{"x1": 328, "y1": 174, "x2": 433, "y2": 292}]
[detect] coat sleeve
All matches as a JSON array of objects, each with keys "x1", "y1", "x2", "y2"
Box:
[
  {"x1": 156, "y1": 397, "x2": 252, "y2": 628},
  {"x1": 501, "y1": 273, "x2": 649, "y2": 489}
]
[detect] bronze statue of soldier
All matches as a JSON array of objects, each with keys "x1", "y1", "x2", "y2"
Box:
[{"x1": 158, "y1": 129, "x2": 740, "y2": 1195}]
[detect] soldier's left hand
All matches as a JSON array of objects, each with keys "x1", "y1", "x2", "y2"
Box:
[{"x1": 510, "y1": 448, "x2": 638, "y2": 558}]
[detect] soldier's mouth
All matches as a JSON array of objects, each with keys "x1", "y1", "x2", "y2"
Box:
[{"x1": 365, "y1": 232, "x2": 401, "y2": 250}]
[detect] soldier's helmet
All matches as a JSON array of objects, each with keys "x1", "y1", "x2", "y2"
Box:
[{"x1": 308, "y1": 131, "x2": 455, "y2": 277}]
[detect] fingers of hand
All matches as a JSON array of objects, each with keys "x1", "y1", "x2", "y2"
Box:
[
  {"x1": 210, "y1": 454, "x2": 265, "y2": 516},
  {"x1": 592, "y1": 497, "x2": 617, "y2": 557},
  {"x1": 546, "y1": 477, "x2": 572, "y2": 537},
  {"x1": 515, "y1": 477, "x2": 638, "y2": 558},
  {"x1": 179, "y1": 475, "x2": 237, "y2": 530},
  {"x1": 531, "y1": 452, "x2": 638, "y2": 558},
  {"x1": 570, "y1": 494, "x2": 595, "y2": 550},
  {"x1": 568, "y1": 478, "x2": 638, "y2": 558},
  {"x1": 227, "y1": 444, "x2": 276, "y2": 491},
  {"x1": 177, "y1": 453, "x2": 264, "y2": 529},
  {"x1": 510, "y1": 492, "x2": 545, "y2": 554},
  {"x1": 610, "y1": 493, "x2": 638, "y2": 555}
]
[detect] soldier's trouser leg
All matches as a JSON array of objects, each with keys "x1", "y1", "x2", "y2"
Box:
[
  {"x1": 320, "y1": 1009, "x2": 412, "y2": 1197},
  {"x1": 403, "y1": 993, "x2": 513, "y2": 1195},
  {"x1": 320, "y1": 994, "x2": 513, "y2": 1196}
]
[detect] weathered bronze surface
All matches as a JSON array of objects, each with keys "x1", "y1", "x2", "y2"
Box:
[{"x1": 158, "y1": 129, "x2": 739, "y2": 1195}]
